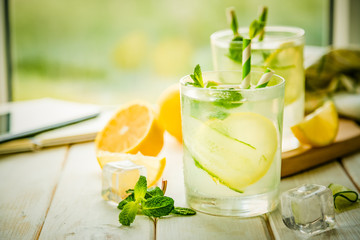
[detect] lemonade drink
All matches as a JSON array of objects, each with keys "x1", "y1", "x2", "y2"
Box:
[
  {"x1": 180, "y1": 70, "x2": 285, "y2": 217},
  {"x1": 211, "y1": 27, "x2": 305, "y2": 151}
]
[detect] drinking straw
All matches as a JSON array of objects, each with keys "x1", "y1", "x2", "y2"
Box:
[
  {"x1": 258, "y1": 6, "x2": 268, "y2": 41},
  {"x1": 240, "y1": 38, "x2": 251, "y2": 89},
  {"x1": 256, "y1": 68, "x2": 274, "y2": 88}
]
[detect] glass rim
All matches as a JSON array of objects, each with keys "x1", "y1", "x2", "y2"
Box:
[
  {"x1": 210, "y1": 26, "x2": 305, "y2": 45},
  {"x1": 180, "y1": 70, "x2": 285, "y2": 93}
]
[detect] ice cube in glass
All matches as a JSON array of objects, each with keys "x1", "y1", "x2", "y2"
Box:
[
  {"x1": 101, "y1": 160, "x2": 146, "y2": 203},
  {"x1": 281, "y1": 184, "x2": 336, "y2": 235}
]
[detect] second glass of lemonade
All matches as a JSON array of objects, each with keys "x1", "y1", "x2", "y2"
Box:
[
  {"x1": 211, "y1": 26, "x2": 305, "y2": 151},
  {"x1": 181, "y1": 70, "x2": 285, "y2": 217}
]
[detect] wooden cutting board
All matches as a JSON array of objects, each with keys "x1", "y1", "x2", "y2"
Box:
[{"x1": 281, "y1": 118, "x2": 360, "y2": 177}]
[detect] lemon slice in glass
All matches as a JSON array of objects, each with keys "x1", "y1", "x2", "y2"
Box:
[
  {"x1": 184, "y1": 112, "x2": 278, "y2": 192},
  {"x1": 264, "y1": 42, "x2": 304, "y2": 105}
]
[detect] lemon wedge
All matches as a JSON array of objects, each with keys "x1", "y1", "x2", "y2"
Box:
[
  {"x1": 291, "y1": 101, "x2": 338, "y2": 147},
  {"x1": 96, "y1": 151, "x2": 166, "y2": 188}
]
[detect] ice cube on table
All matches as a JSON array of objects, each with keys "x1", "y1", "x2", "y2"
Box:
[
  {"x1": 281, "y1": 184, "x2": 336, "y2": 235},
  {"x1": 102, "y1": 160, "x2": 146, "y2": 204}
]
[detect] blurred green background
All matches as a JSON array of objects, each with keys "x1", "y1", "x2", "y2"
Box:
[{"x1": 10, "y1": 0, "x2": 329, "y2": 104}]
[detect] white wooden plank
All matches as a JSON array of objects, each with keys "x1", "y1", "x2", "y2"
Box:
[
  {"x1": 157, "y1": 134, "x2": 271, "y2": 240},
  {"x1": 269, "y1": 161, "x2": 360, "y2": 240},
  {"x1": 341, "y1": 150, "x2": 360, "y2": 189},
  {"x1": 39, "y1": 142, "x2": 154, "y2": 240},
  {"x1": 0, "y1": 147, "x2": 67, "y2": 240}
]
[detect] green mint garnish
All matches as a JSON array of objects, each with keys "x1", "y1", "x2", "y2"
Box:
[
  {"x1": 171, "y1": 207, "x2": 196, "y2": 216},
  {"x1": 206, "y1": 81, "x2": 219, "y2": 88},
  {"x1": 228, "y1": 36, "x2": 243, "y2": 63},
  {"x1": 118, "y1": 176, "x2": 196, "y2": 226},
  {"x1": 134, "y1": 175, "x2": 147, "y2": 200},
  {"x1": 258, "y1": 6, "x2": 268, "y2": 41},
  {"x1": 146, "y1": 187, "x2": 164, "y2": 198},
  {"x1": 119, "y1": 201, "x2": 139, "y2": 226},
  {"x1": 213, "y1": 89, "x2": 243, "y2": 109},
  {"x1": 228, "y1": 7, "x2": 240, "y2": 37},
  {"x1": 208, "y1": 111, "x2": 229, "y2": 120},
  {"x1": 189, "y1": 64, "x2": 204, "y2": 88},
  {"x1": 249, "y1": 6, "x2": 268, "y2": 40},
  {"x1": 249, "y1": 20, "x2": 262, "y2": 39},
  {"x1": 226, "y1": 8, "x2": 243, "y2": 63},
  {"x1": 142, "y1": 196, "x2": 175, "y2": 218}
]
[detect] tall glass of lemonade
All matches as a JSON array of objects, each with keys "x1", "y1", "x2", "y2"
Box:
[
  {"x1": 181, "y1": 70, "x2": 285, "y2": 217},
  {"x1": 211, "y1": 27, "x2": 305, "y2": 151}
]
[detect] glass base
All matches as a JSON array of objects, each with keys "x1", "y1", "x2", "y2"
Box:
[{"x1": 186, "y1": 188, "x2": 279, "y2": 217}]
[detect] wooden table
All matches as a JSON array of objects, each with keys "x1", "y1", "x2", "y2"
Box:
[{"x1": 0, "y1": 135, "x2": 359, "y2": 239}]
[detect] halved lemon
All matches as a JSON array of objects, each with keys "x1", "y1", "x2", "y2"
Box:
[
  {"x1": 97, "y1": 151, "x2": 166, "y2": 188},
  {"x1": 291, "y1": 101, "x2": 338, "y2": 147},
  {"x1": 95, "y1": 101, "x2": 164, "y2": 156},
  {"x1": 183, "y1": 112, "x2": 278, "y2": 192}
]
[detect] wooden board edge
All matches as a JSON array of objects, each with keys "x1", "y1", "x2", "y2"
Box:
[{"x1": 281, "y1": 135, "x2": 360, "y2": 177}]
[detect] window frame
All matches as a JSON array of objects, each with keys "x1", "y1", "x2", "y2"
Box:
[{"x1": 0, "y1": 0, "x2": 12, "y2": 104}]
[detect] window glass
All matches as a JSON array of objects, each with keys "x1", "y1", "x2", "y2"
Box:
[{"x1": 10, "y1": 0, "x2": 329, "y2": 104}]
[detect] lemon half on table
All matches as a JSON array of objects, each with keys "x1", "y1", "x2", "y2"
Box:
[{"x1": 184, "y1": 112, "x2": 278, "y2": 192}]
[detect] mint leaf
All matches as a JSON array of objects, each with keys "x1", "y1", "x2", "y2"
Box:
[
  {"x1": 190, "y1": 64, "x2": 204, "y2": 88},
  {"x1": 228, "y1": 35, "x2": 243, "y2": 63},
  {"x1": 134, "y1": 175, "x2": 147, "y2": 201},
  {"x1": 117, "y1": 200, "x2": 128, "y2": 210},
  {"x1": 227, "y1": 7, "x2": 239, "y2": 36},
  {"x1": 171, "y1": 207, "x2": 196, "y2": 216},
  {"x1": 119, "y1": 201, "x2": 139, "y2": 226},
  {"x1": 226, "y1": 7, "x2": 243, "y2": 63},
  {"x1": 213, "y1": 89, "x2": 243, "y2": 109},
  {"x1": 118, "y1": 191, "x2": 136, "y2": 210},
  {"x1": 206, "y1": 81, "x2": 219, "y2": 88},
  {"x1": 249, "y1": 20, "x2": 261, "y2": 39},
  {"x1": 118, "y1": 196, "x2": 134, "y2": 210},
  {"x1": 208, "y1": 111, "x2": 229, "y2": 120},
  {"x1": 258, "y1": 6, "x2": 268, "y2": 41},
  {"x1": 142, "y1": 196, "x2": 174, "y2": 218},
  {"x1": 146, "y1": 187, "x2": 164, "y2": 199}
]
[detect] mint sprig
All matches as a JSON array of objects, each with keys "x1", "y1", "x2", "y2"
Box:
[
  {"x1": 188, "y1": 65, "x2": 243, "y2": 112},
  {"x1": 189, "y1": 64, "x2": 204, "y2": 88},
  {"x1": 118, "y1": 176, "x2": 196, "y2": 226}
]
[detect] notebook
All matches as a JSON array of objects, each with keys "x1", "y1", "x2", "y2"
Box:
[{"x1": 0, "y1": 98, "x2": 101, "y2": 144}]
